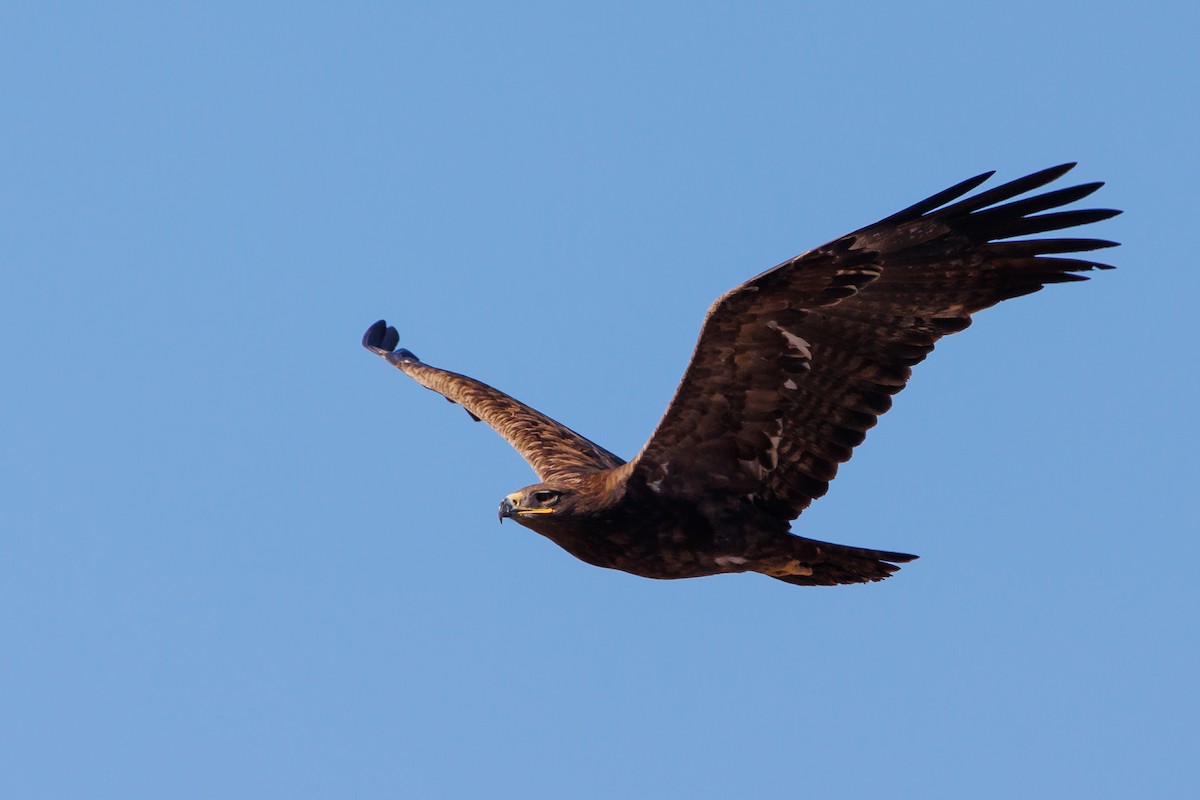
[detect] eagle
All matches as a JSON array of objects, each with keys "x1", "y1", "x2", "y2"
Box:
[{"x1": 363, "y1": 164, "x2": 1118, "y2": 586}]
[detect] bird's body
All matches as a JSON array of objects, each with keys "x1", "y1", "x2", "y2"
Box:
[
  {"x1": 364, "y1": 164, "x2": 1118, "y2": 586},
  {"x1": 492, "y1": 469, "x2": 911, "y2": 585}
]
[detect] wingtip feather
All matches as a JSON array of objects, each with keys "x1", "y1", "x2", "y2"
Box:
[
  {"x1": 362, "y1": 319, "x2": 390, "y2": 352},
  {"x1": 363, "y1": 319, "x2": 412, "y2": 359}
]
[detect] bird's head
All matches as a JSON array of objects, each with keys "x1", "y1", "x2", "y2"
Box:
[{"x1": 498, "y1": 483, "x2": 579, "y2": 531}]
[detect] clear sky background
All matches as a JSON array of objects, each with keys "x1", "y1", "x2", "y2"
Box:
[{"x1": 3, "y1": 2, "x2": 1197, "y2": 798}]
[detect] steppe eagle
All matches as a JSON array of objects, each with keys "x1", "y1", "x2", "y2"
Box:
[{"x1": 363, "y1": 164, "x2": 1118, "y2": 586}]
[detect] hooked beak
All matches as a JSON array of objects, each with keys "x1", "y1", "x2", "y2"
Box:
[{"x1": 498, "y1": 492, "x2": 554, "y2": 524}]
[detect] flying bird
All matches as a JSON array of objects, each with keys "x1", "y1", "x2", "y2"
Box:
[{"x1": 363, "y1": 164, "x2": 1118, "y2": 586}]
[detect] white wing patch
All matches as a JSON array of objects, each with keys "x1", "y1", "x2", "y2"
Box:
[
  {"x1": 646, "y1": 462, "x2": 669, "y2": 493},
  {"x1": 767, "y1": 320, "x2": 812, "y2": 359},
  {"x1": 764, "y1": 432, "x2": 782, "y2": 469},
  {"x1": 768, "y1": 320, "x2": 812, "y2": 389}
]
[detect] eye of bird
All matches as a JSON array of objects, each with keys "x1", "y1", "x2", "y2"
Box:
[{"x1": 532, "y1": 490, "x2": 560, "y2": 506}]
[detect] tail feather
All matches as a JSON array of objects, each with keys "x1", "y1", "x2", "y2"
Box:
[{"x1": 757, "y1": 535, "x2": 917, "y2": 587}]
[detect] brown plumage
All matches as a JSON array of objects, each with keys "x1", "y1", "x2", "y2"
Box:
[{"x1": 363, "y1": 164, "x2": 1119, "y2": 586}]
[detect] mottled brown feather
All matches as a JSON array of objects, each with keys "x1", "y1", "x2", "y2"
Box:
[
  {"x1": 628, "y1": 163, "x2": 1119, "y2": 519},
  {"x1": 361, "y1": 329, "x2": 623, "y2": 482}
]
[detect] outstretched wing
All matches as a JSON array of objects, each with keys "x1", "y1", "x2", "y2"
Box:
[
  {"x1": 627, "y1": 164, "x2": 1119, "y2": 518},
  {"x1": 363, "y1": 321, "x2": 624, "y2": 482}
]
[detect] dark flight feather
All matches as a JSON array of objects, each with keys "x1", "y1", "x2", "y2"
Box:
[{"x1": 628, "y1": 163, "x2": 1118, "y2": 519}]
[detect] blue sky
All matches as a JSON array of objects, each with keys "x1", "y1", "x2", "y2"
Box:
[{"x1": 3, "y1": 2, "x2": 1197, "y2": 797}]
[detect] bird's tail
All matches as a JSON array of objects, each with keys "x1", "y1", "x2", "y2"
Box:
[{"x1": 756, "y1": 535, "x2": 917, "y2": 586}]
